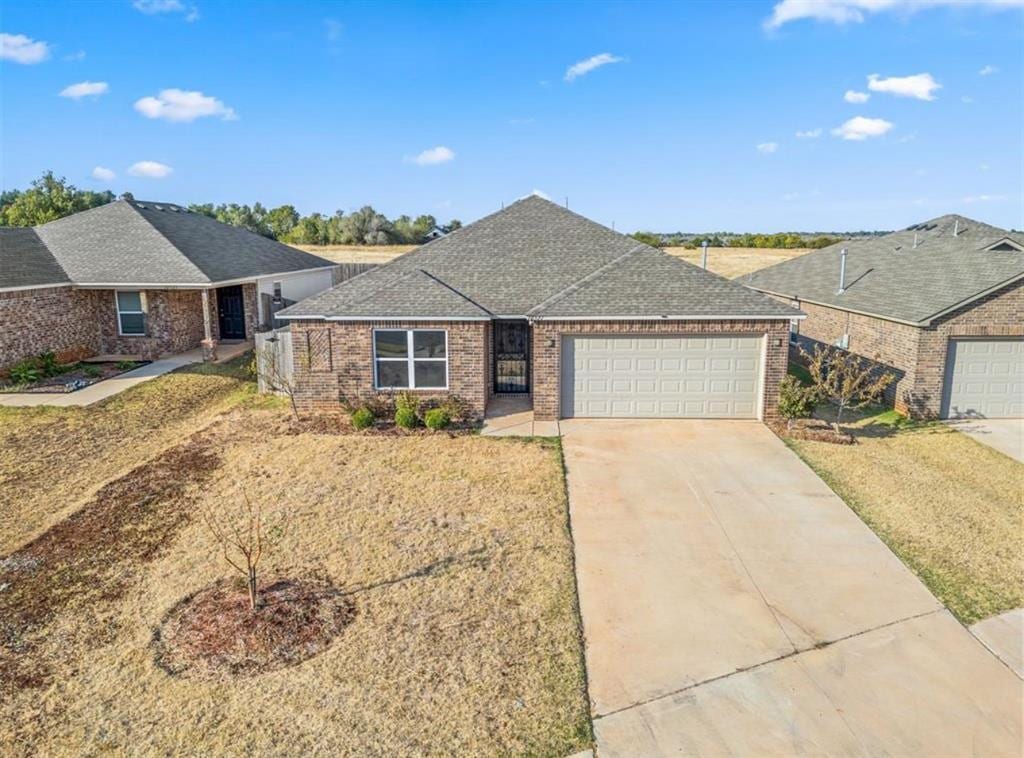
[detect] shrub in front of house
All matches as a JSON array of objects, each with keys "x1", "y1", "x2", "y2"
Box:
[
  {"x1": 424, "y1": 407, "x2": 450, "y2": 430},
  {"x1": 351, "y1": 407, "x2": 375, "y2": 430},
  {"x1": 778, "y1": 375, "x2": 817, "y2": 429},
  {"x1": 394, "y1": 391, "x2": 420, "y2": 429}
]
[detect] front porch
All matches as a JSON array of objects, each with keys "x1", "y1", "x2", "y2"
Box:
[{"x1": 481, "y1": 395, "x2": 560, "y2": 437}]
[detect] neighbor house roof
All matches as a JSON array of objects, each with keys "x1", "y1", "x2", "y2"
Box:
[
  {"x1": 1, "y1": 199, "x2": 336, "y2": 290},
  {"x1": 0, "y1": 228, "x2": 71, "y2": 289},
  {"x1": 741, "y1": 214, "x2": 1024, "y2": 326},
  {"x1": 279, "y1": 195, "x2": 797, "y2": 321}
]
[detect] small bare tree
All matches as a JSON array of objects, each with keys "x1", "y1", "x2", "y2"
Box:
[
  {"x1": 254, "y1": 342, "x2": 300, "y2": 421},
  {"x1": 801, "y1": 344, "x2": 895, "y2": 430},
  {"x1": 201, "y1": 490, "x2": 288, "y2": 611}
]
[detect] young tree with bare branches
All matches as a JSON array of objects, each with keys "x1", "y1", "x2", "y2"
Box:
[
  {"x1": 201, "y1": 490, "x2": 288, "y2": 610},
  {"x1": 253, "y1": 342, "x2": 301, "y2": 421},
  {"x1": 800, "y1": 344, "x2": 895, "y2": 430}
]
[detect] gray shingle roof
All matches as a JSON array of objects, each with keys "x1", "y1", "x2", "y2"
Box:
[
  {"x1": 280, "y1": 195, "x2": 796, "y2": 321},
  {"x1": 2, "y1": 200, "x2": 336, "y2": 289},
  {"x1": 0, "y1": 228, "x2": 71, "y2": 288},
  {"x1": 742, "y1": 214, "x2": 1024, "y2": 325}
]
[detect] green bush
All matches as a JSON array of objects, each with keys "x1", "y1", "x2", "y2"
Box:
[
  {"x1": 37, "y1": 352, "x2": 61, "y2": 377},
  {"x1": 424, "y1": 407, "x2": 450, "y2": 430},
  {"x1": 778, "y1": 375, "x2": 817, "y2": 426},
  {"x1": 82, "y1": 365, "x2": 102, "y2": 379},
  {"x1": 395, "y1": 391, "x2": 420, "y2": 415},
  {"x1": 351, "y1": 407, "x2": 375, "y2": 430},
  {"x1": 9, "y1": 359, "x2": 41, "y2": 385},
  {"x1": 394, "y1": 407, "x2": 418, "y2": 429},
  {"x1": 115, "y1": 360, "x2": 138, "y2": 371}
]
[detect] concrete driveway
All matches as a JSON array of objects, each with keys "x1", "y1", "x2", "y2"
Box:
[
  {"x1": 945, "y1": 418, "x2": 1024, "y2": 463},
  {"x1": 561, "y1": 419, "x2": 1022, "y2": 757}
]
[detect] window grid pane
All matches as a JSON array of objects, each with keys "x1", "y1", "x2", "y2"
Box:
[
  {"x1": 374, "y1": 330, "x2": 448, "y2": 389},
  {"x1": 374, "y1": 330, "x2": 408, "y2": 358},
  {"x1": 119, "y1": 312, "x2": 145, "y2": 335},
  {"x1": 414, "y1": 361, "x2": 446, "y2": 388},
  {"x1": 376, "y1": 360, "x2": 409, "y2": 388},
  {"x1": 413, "y1": 330, "x2": 446, "y2": 358},
  {"x1": 117, "y1": 291, "x2": 142, "y2": 311}
]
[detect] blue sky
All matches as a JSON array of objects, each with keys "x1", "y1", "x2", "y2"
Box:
[{"x1": 2, "y1": 0, "x2": 1022, "y2": 232}]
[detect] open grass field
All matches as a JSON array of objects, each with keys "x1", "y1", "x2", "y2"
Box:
[
  {"x1": 293, "y1": 243, "x2": 812, "y2": 279},
  {"x1": 665, "y1": 246, "x2": 811, "y2": 278},
  {"x1": 787, "y1": 409, "x2": 1024, "y2": 625},
  {"x1": 1, "y1": 387, "x2": 590, "y2": 755},
  {"x1": 0, "y1": 357, "x2": 256, "y2": 554}
]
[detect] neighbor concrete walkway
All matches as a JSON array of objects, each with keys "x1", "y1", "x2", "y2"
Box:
[
  {"x1": 562, "y1": 419, "x2": 1022, "y2": 756},
  {"x1": 0, "y1": 341, "x2": 251, "y2": 408},
  {"x1": 946, "y1": 418, "x2": 1024, "y2": 463},
  {"x1": 970, "y1": 608, "x2": 1024, "y2": 678}
]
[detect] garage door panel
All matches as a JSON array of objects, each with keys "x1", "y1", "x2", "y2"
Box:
[
  {"x1": 561, "y1": 335, "x2": 763, "y2": 419},
  {"x1": 943, "y1": 338, "x2": 1023, "y2": 419}
]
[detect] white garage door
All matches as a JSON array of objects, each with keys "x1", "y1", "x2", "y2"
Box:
[
  {"x1": 560, "y1": 335, "x2": 763, "y2": 419},
  {"x1": 942, "y1": 338, "x2": 1023, "y2": 418}
]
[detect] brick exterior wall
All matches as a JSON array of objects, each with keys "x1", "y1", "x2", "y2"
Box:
[
  {"x1": 777, "y1": 278, "x2": 1024, "y2": 418},
  {"x1": 289, "y1": 319, "x2": 490, "y2": 418},
  {"x1": 530, "y1": 320, "x2": 791, "y2": 421},
  {"x1": 0, "y1": 286, "x2": 100, "y2": 371}
]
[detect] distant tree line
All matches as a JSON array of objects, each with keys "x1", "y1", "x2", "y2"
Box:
[
  {"x1": 632, "y1": 231, "x2": 843, "y2": 249},
  {"x1": 0, "y1": 171, "x2": 462, "y2": 246}
]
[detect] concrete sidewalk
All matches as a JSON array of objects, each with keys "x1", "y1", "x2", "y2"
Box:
[
  {"x1": 562, "y1": 419, "x2": 1022, "y2": 756},
  {"x1": 0, "y1": 341, "x2": 251, "y2": 408}
]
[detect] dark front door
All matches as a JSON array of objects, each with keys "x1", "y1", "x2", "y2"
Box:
[
  {"x1": 494, "y1": 320, "x2": 529, "y2": 393},
  {"x1": 217, "y1": 285, "x2": 246, "y2": 339}
]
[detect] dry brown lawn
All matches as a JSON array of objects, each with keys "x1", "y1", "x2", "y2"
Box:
[
  {"x1": 293, "y1": 244, "x2": 810, "y2": 278},
  {"x1": 787, "y1": 410, "x2": 1024, "y2": 624},
  {"x1": 1, "y1": 409, "x2": 590, "y2": 756},
  {"x1": 292, "y1": 244, "x2": 416, "y2": 263},
  {"x1": 0, "y1": 357, "x2": 256, "y2": 554},
  {"x1": 665, "y1": 246, "x2": 811, "y2": 278}
]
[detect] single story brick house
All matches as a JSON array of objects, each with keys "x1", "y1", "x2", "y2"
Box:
[
  {"x1": 0, "y1": 199, "x2": 338, "y2": 371},
  {"x1": 277, "y1": 195, "x2": 801, "y2": 421},
  {"x1": 742, "y1": 215, "x2": 1023, "y2": 419}
]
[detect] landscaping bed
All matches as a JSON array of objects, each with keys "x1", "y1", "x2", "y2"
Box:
[
  {"x1": 1, "y1": 406, "x2": 591, "y2": 756},
  {"x1": 0, "y1": 360, "x2": 148, "y2": 394}
]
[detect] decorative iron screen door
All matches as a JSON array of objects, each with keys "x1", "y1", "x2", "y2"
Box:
[{"x1": 494, "y1": 321, "x2": 529, "y2": 393}]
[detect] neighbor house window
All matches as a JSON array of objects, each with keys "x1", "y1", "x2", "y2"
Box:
[
  {"x1": 373, "y1": 329, "x2": 447, "y2": 389},
  {"x1": 116, "y1": 291, "x2": 146, "y2": 336}
]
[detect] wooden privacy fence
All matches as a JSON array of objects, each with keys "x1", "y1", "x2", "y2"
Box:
[{"x1": 254, "y1": 326, "x2": 293, "y2": 394}]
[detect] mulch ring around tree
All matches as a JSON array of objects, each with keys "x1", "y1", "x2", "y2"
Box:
[
  {"x1": 771, "y1": 418, "x2": 856, "y2": 445},
  {"x1": 153, "y1": 577, "x2": 356, "y2": 680}
]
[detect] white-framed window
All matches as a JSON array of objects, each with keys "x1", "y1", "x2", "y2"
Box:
[
  {"x1": 115, "y1": 291, "x2": 146, "y2": 336},
  {"x1": 789, "y1": 299, "x2": 800, "y2": 343},
  {"x1": 373, "y1": 329, "x2": 448, "y2": 390}
]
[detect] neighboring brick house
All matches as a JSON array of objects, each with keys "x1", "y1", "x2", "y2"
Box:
[
  {"x1": 742, "y1": 215, "x2": 1023, "y2": 419},
  {"x1": 0, "y1": 200, "x2": 338, "y2": 371},
  {"x1": 279, "y1": 195, "x2": 800, "y2": 421}
]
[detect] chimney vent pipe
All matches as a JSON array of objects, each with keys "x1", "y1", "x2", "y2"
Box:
[
  {"x1": 837, "y1": 247, "x2": 848, "y2": 294},
  {"x1": 954, "y1": 220, "x2": 960, "y2": 237}
]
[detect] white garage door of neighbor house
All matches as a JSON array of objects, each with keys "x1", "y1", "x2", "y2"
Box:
[
  {"x1": 560, "y1": 335, "x2": 763, "y2": 419},
  {"x1": 942, "y1": 338, "x2": 1024, "y2": 419}
]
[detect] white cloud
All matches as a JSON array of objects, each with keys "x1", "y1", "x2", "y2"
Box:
[
  {"x1": 867, "y1": 73, "x2": 942, "y2": 101},
  {"x1": 64, "y1": 50, "x2": 86, "y2": 62},
  {"x1": 844, "y1": 89, "x2": 870, "y2": 103},
  {"x1": 961, "y1": 95, "x2": 974, "y2": 103},
  {"x1": 795, "y1": 128, "x2": 822, "y2": 138},
  {"x1": 408, "y1": 146, "x2": 455, "y2": 166},
  {"x1": 1, "y1": 33, "x2": 51, "y2": 64},
  {"x1": 134, "y1": 89, "x2": 237, "y2": 122},
  {"x1": 765, "y1": 0, "x2": 1023, "y2": 30},
  {"x1": 59, "y1": 81, "x2": 109, "y2": 99},
  {"x1": 979, "y1": 64, "x2": 999, "y2": 75},
  {"x1": 127, "y1": 161, "x2": 173, "y2": 178},
  {"x1": 831, "y1": 116, "x2": 894, "y2": 141},
  {"x1": 756, "y1": 142, "x2": 779, "y2": 154},
  {"x1": 963, "y1": 194, "x2": 1005, "y2": 203},
  {"x1": 91, "y1": 166, "x2": 116, "y2": 181},
  {"x1": 980, "y1": 163, "x2": 990, "y2": 171},
  {"x1": 133, "y1": 0, "x2": 199, "y2": 21},
  {"x1": 564, "y1": 53, "x2": 624, "y2": 82}
]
